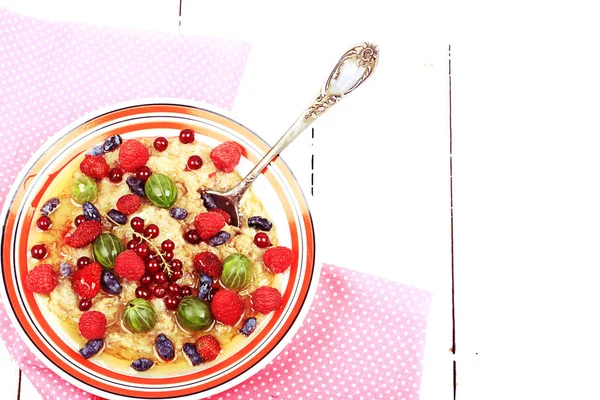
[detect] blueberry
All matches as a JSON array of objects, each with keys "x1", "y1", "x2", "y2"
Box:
[
  {"x1": 82, "y1": 202, "x2": 101, "y2": 222},
  {"x1": 102, "y1": 135, "x2": 122, "y2": 152},
  {"x1": 59, "y1": 262, "x2": 71, "y2": 278},
  {"x1": 200, "y1": 192, "x2": 218, "y2": 210},
  {"x1": 239, "y1": 317, "x2": 257, "y2": 336},
  {"x1": 80, "y1": 339, "x2": 104, "y2": 359},
  {"x1": 208, "y1": 231, "x2": 231, "y2": 246},
  {"x1": 198, "y1": 282, "x2": 211, "y2": 300},
  {"x1": 182, "y1": 343, "x2": 203, "y2": 366},
  {"x1": 107, "y1": 209, "x2": 127, "y2": 225},
  {"x1": 40, "y1": 197, "x2": 60, "y2": 216},
  {"x1": 101, "y1": 270, "x2": 122, "y2": 295},
  {"x1": 131, "y1": 358, "x2": 154, "y2": 371},
  {"x1": 248, "y1": 216, "x2": 273, "y2": 231},
  {"x1": 155, "y1": 334, "x2": 175, "y2": 361},
  {"x1": 200, "y1": 274, "x2": 213, "y2": 285},
  {"x1": 88, "y1": 144, "x2": 104, "y2": 156},
  {"x1": 126, "y1": 176, "x2": 146, "y2": 197},
  {"x1": 169, "y1": 207, "x2": 188, "y2": 220}
]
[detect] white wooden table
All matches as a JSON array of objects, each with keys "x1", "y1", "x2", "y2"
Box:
[{"x1": 3, "y1": 1, "x2": 599, "y2": 400}]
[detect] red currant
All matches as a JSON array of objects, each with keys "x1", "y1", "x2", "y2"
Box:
[
  {"x1": 161, "y1": 239, "x2": 175, "y2": 251},
  {"x1": 153, "y1": 285, "x2": 167, "y2": 298},
  {"x1": 77, "y1": 256, "x2": 92, "y2": 268},
  {"x1": 127, "y1": 240, "x2": 139, "y2": 250},
  {"x1": 167, "y1": 282, "x2": 180, "y2": 296},
  {"x1": 78, "y1": 298, "x2": 92, "y2": 311},
  {"x1": 180, "y1": 285, "x2": 193, "y2": 297},
  {"x1": 253, "y1": 232, "x2": 273, "y2": 248},
  {"x1": 135, "y1": 166, "x2": 152, "y2": 183},
  {"x1": 179, "y1": 128, "x2": 195, "y2": 144},
  {"x1": 36, "y1": 216, "x2": 52, "y2": 231},
  {"x1": 170, "y1": 259, "x2": 183, "y2": 270},
  {"x1": 146, "y1": 259, "x2": 161, "y2": 273},
  {"x1": 168, "y1": 269, "x2": 183, "y2": 282},
  {"x1": 153, "y1": 271, "x2": 167, "y2": 284},
  {"x1": 139, "y1": 273, "x2": 153, "y2": 286},
  {"x1": 74, "y1": 215, "x2": 86, "y2": 227},
  {"x1": 162, "y1": 250, "x2": 174, "y2": 262},
  {"x1": 108, "y1": 167, "x2": 124, "y2": 184},
  {"x1": 164, "y1": 296, "x2": 180, "y2": 310},
  {"x1": 135, "y1": 243, "x2": 150, "y2": 259},
  {"x1": 183, "y1": 229, "x2": 201, "y2": 244},
  {"x1": 144, "y1": 224, "x2": 160, "y2": 239},
  {"x1": 131, "y1": 217, "x2": 145, "y2": 233},
  {"x1": 153, "y1": 137, "x2": 168, "y2": 152},
  {"x1": 31, "y1": 244, "x2": 47, "y2": 260},
  {"x1": 187, "y1": 155, "x2": 203, "y2": 170},
  {"x1": 135, "y1": 286, "x2": 151, "y2": 299}
]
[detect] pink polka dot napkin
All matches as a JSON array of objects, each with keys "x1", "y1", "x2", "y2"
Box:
[{"x1": 0, "y1": 7, "x2": 432, "y2": 400}]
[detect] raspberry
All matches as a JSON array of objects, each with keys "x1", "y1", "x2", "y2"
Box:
[
  {"x1": 193, "y1": 252, "x2": 222, "y2": 278},
  {"x1": 79, "y1": 155, "x2": 109, "y2": 180},
  {"x1": 194, "y1": 212, "x2": 226, "y2": 240},
  {"x1": 211, "y1": 209, "x2": 231, "y2": 224},
  {"x1": 116, "y1": 194, "x2": 142, "y2": 215},
  {"x1": 262, "y1": 246, "x2": 293, "y2": 274},
  {"x1": 118, "y1": 139, "x2": 149, "y2": 172},
  {"x1": 66, "y1": 220, "x2": 103, "y2": 248},
  {"x1": 78, "y1": 311, "x2": 106, "y2": 340},
  {"x1": 210, "y1": 289, "x2": 244, "y2": 325},
  {"x1": 25, "y1": 264, "x2": 58, "y2": 294},
  {"x1": 114, "y1": 250, "x2": 145, "y2": 281},
  {"x1": 210, "y1": 141, "x2": 241, "y2": 173},
  {"x1": 195, "y1": 335, "x2": 221, "y2": 361},
  {"x1": 251, "y1": 286, "x2": 283, "y2": 314},
  {"x1": 72, "y1": 262, "x2": 102, "y2": 298}
]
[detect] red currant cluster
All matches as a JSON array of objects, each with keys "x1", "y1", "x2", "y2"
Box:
[{"x1": 127, "y1": 216, "x2": 194, "y2": 310}]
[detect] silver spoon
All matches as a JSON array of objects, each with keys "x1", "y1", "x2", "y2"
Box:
[{"x1": 202, "y1": 42, "x2": 379, "y2": 227}]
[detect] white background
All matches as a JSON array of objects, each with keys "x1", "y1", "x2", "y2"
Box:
[{"x1": 2, "y1": 1, "x2": 600, "y2": 399}]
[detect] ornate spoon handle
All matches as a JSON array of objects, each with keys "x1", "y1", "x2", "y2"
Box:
[{"x1": 228, "y1": 42, "x2": 379, "y2": 200}]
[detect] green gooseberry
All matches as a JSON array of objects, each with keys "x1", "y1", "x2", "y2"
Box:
[
  {"x1": 145, "y1": 173, "x2": 177, "y2": 208},
  {"x1": 221, "y1": 253, "x2": 252, "y2": 290},
  {"x1": 93, "y1": 233, "x2": 124, "y2": 269},
  {"x1": 176, "y1": 296, "x2": 213, "y2": 331},
  {"x1": 71, "y1": 176, "x2": 98, "y2": 204},
  {"x1": 123, "y1": 298, "x2": 156, "y2": 333}
]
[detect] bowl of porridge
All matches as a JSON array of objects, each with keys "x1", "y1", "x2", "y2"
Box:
[{"x1": 0, "y1": 101, "x2": 317, "y2": 399}]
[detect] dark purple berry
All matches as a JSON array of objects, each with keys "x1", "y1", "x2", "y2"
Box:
[
  {"x1": 101, "y1": 270, "x2": 122, "y2": 295},
  {"x1": 87, "y1": 144, "x2": 104, "y2": 156},
  {"x1": 155, "y1": 334, "x2": 175, "y2": 361},
  {"x1": 200, "y1": 274, "x2": 213, "y2": 285},
  {"x1": 169, "y1": 207, "x2": 188, "y2": 220},
  {"x1": 102, "y1": 135, "x2": 122, "y2": 152},
  {"x1": 40, "y1": 197, "x2": 60, "y2": 216},
  {"x1": 200, "y1": 192, "x2": 218, "y2": 210},
  {"x1": 247, "y1": 216, "x2": 273, "y2": 231},
  {"x1": 198, "y1": 280, "x2": 211, "y2": 301},
  {"x1": 183, "y1": 343, "x2": 203, "y2": 366},
  {"x1": 131, "y1": 358, "x2": 153, "y2": 371},
  {"x1": 59, "y1": 262, "x2": 71, "y2": 278},
  {"x1": 239, "y1": 317, "x2": 257, "y2": 336},
  {"x1": 107, "y1": 209, "x2": 127, "y2": 225},
  {"x1": 208, "y1": 231, "x2": 231, "y2": 246},
  {"x1": 82, "y1": 202, "x2": 101, "y2": 222},
  {"x1": 126, "y1": 176, "x2": 146, "y2": 197},
  {"x1": 80, "y1": 339, "x2": 104, "y2": 359}
]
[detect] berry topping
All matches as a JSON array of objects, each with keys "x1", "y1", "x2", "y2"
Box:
[
  {"x1": 263, "y1": 246, "x2": 294, "y2": 274},
  {"x1": 168, "y1": 269, "x2": 183, "y2": 282},
  {"x1": 126, "y1": 176, "x2": 146, "y2": 197},
  {"x1": 253, "y1": 232, "x2": 272, "y2": 248},
  {"x1": 102, "y1": 135, "x2": 122, "y2": 152},
  {"x1": 135, "y1": 286, "x2": 151, "y2": 299},
  {"x1": 153, "y1": 285, "x2": 167, "y2": 298},
  {"x1": 164, "y1": 296, "x2": 181, "y2": 310},
  {"x1": 118, "y1": 139, "x2": 149, "y2": 172},
  {"x1": 153, "y1": 137, "x2": 168, "y2": 151},
  {"x1": 153, "y1": 271, "x2": 168, "y2": 284},
  {"x1": 88, "y1": 144, "x2": 104, "y2": 156},
  {"x1": 200, "y1": 192, "x2": 218, "y2": 211},
  {"x1": 131, "y1": 358, "x2": 153, "y2": 371},
  {"x1": 210, "y1": 289, "x2": 244, "y2": 325},
  {"x1": 74, "y1": 215, "x2": 86, "y2": 227},
  {"x1": 31, "y1": 244, "x2": 47, "y2": 260},
  {"x1": 100, "y1": 270, "x2": 123, "y2": 295},
  {"x1": 194, "y1": 212, "x2": 226, "y2": 240},
  {"x1": 116, "y1": 194, "x2": 143, "y2": 215},
  {"x1": 80, "y1": 155, "x2": 109, "y2": 179},
  {"x1": 251, "y1": 286, "x2": 283, "y2": 314},
  {"x1": 140, "y1": 273, "x2": 153, "y2": 286},
  {"x1": 143, "y1": 224, "x2": 160, "y2": 239},
  {"x1": 183, "y1": 229, "x2": 201, "y2": 244},
  {"x1": 146, "y1": 259, "x2": 161, "y2": 273},
  {"x1": 77, "y1": 256, "x2": 92, "y2": 269},
  {"x1": 162, "y1": 249, "x2": 174, "y2": 261},
  {"x1": 208, "y1": 231, "x2": 231, "y2": 247},
  {"x1": 82, "y1": 201, "x2": 101, "y2": 222},
  {"x1": 78, "y1": 310, "x2": 107, "y2": 340},
  {"x1": 161, "y1": 239, "x2": 175, "y2": 251},
  {"x1": 187, "y1": 155, "x2": 203, "y2": 170},
  {"x1": 25, "y1": 264, "x2": 58, "y2": 293},
  {"x1": 80, "y1": 339, "x2": 104, "y2": 359},
  {"x1": 66, "y1": 220, "x2": 103, "y2": 248},
  {"x1": 195, "y1": 335, "x2": 221, "y2": 362},
  {"x1": 169, "y1": 207, "x2": 188, "y2": 220},
  {"x1": 107, "y1": 209, "x2": 127, "y2": 225},
  {"x1": 194, "y1": 252, "x2": 222, "y2": 278},
  {"x1": 239, "y1": 317, "x2": 257, "y2": 336},
  {"x1": 248, "y1": 216, "x2": 273, "y2": 231},
  {"x1": 170, "y1": 259, "x2": 183, "y2": 270},
  {"x1": 135, "y1": 166, "x2": 152, "y2": 183},
  {"x1": 180, "y1": 285, "x2": 193, "y2": 297},
  {"x1": 36, "y1": 216, "x2": 52, "y2": 231},
  {"x1": 155, "y1": 333, "x2": 175, "y2": 361},
  {"x1": 72, "y1": 262, "x2": 102, "y2": 298},
  {"x1": 78, "y1": 298, "x2": 92, "y2": 311},
  {"x1": 130, "y1": 216, "x2": 145, "y2": 232},
  {"x1": 59, "y1": 262, "x2": 72, "y2": 278},
  {"x1": 40, "y1": 197, "x2": 60, "y2": 216},
  {"x1": 134, "y1": 242, "x2": 149, "y2": 258},
  {"x1": 210, "y1": 141, "x2": 241, "y2": 173},
  {"x1": 183, "y1": 343, "x2": 203, "y2": 366},
  {"x1": 108, "y1": 167, "x2": 124, "y2": 184},
  {"x1": 211, "y1": 208, "x2": 231, "y2": 224},
  {"x1": 179, "y1": 128, "x2": 195, "y2": 144},
  {"x1": 114, "y1": 250, "x2": 145, "y2": 281}
]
